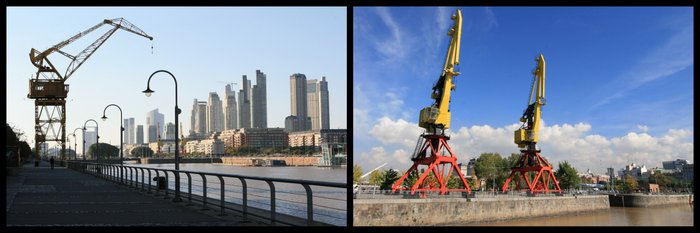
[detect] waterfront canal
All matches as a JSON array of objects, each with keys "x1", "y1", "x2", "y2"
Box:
[
  {"x1": 473, "y1": 204, "x2": 693, "y2": 226},
  {"x1": 129, "y1": 163, "x2": 347, "y2": 226}
]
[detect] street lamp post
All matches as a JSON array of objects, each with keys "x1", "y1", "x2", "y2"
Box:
[
  {"x1": 73, "y1": 128, "x2": 82, "y2": 160},
  {"x1": 84, "y1": 119, "x2": 99, "y2": 162},
  {"x1": 143, "y1": 69, "x2": 182, "y2": 202},
  {"x1": 102, "y1": 104, "x2": 124, "y2": 183}
]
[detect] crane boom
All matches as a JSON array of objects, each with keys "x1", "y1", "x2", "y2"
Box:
[
  {"x1": 418, "y1": 9, "x2": 462, "y2": 134},
  {"x1": 30, "y1": 18, "x2": 153, "y2": 81},
  {"x1": 515, "y1": 54, "x2": 546, "y2": 149}
]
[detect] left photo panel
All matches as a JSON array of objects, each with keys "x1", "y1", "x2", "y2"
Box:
[{"x1": 6, "y1": 6, "x2": 348, "y2": 226}]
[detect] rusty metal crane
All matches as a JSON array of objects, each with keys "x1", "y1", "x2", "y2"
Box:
[{"x1": 27, "y1": 18, "x2": 153, "y2": 161}]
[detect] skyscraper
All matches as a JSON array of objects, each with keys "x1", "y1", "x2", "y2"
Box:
[
  {"x1": 288, "y1": 73, "x2": 311, "y2": 131},
  {"x1": 165, "y1": 122, "x2": 176, "y2": 140},
  {"x1": 148, "y1": 125, "x2": 158, "y2": 143},
  {"x1": 136, "y1": 125, "x2": 144, "y2": 144},
  {"x1": 224, "y1": 84, "x2": 238, "y2": 130},
  {"x1": 319, "y1": 76, "x2": 330, "y2": 129},
  {"x1": 128, "y1": 118, "x2": 135, "y2": 144},
  {"x1": 123, "y1": 119, "x2": 130, "y2": 145},
  {"x1": 146, "y1": 109, "x2": 164, "y2": 141},
  {"x1": 207, "y1": 92, "x2": 224, "y2": 133},
  {"x1": 252, "y1": 69, "x2": 267, "y2": 128},
  {"x1": 191, "y1": 99, "x2": 208, "y2": 137},
  {"x1": 238, "y1": 75, "x2": 252, "y2": 129},
  {"x1": 307, "y1": 76, "x2": 330, "y2": 130}
]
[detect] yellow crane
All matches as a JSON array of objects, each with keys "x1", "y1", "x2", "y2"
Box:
[
  {"x1": 515, "y1": 54, "x2": 546, "y2": 150},
  {"x1": 392, "y1": 9, "x2": 471, "y2": 196},
  {"x1": 27, "y1": 18, "x2": 152, "y2": 160},
  {"x1": 502, "y1": 54, "x2": 562, "y2": 194},
  {"x1": 418, "y1": 12, "x2": 462, "y2": 135}
]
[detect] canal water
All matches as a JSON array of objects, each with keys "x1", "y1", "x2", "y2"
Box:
[
  {"x1": 473, "y1": 204, "x2": 693, "y2": 226},
  {"x1": 128, "y1": 163, "x2": 347, "y2": 226}
]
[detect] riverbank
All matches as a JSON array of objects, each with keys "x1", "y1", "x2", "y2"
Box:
[{"x1": 221, "y1": 157, "x2": 320, "y2": 166}]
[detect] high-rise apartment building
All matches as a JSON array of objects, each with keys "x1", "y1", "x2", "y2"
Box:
[
  {"x1": 190, "y1": 99, "x2": 208, "y2": 137},
  {"x1": 136, "y1": 125, "x2": 144, "y2": 144},
  {"x1": 238, "y1": 75, "x2": 252, "y2": 129},
  {"x1": 288, "y1": 73, "x2": 311, "y2": 132},
  {"x1": 165, "y1": 122, "x2": 176, "y2": 140},
  {"x1": 252, "y1": 69, "x2": 267, "y2": 128},
  {"x1": 224, "y1": 84, "x2": 238, "y2": 130},
  {"x1": 306, "y1": 76, "x2": 330, "y2": 130},
  {"x1": 146, "y1": 109, "x2": 164, "y2": 142},
  {"x1": 127, "y1": 118, "x2": 135, "y2": 144},
  {"x1": 207, "y1": 92, "x2": 224, "y2": 133},
  {"x1": 84, "y1": 130, "x2": 97, "y2": 152},
  {"x1": 148, "y1": 125, "x2": 158, "y2": 143}
]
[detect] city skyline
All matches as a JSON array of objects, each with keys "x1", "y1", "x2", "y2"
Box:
[{"x1": 6, "y1": 7, "x2": 347, "y2": 156}]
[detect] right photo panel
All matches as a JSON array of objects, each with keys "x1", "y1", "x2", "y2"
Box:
[{"x1": 353, "y1": 6, "x2": 693, "y2": 226}]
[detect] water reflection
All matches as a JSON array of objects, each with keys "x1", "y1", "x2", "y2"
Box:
[{"x1": 474, "y1": 204, "x2": 693, "y2": 226}]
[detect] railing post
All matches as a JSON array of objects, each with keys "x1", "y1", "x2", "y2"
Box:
[
  {"x1": 138, "y1": 167, "x2": 145, "y2": 191},
  {"x1": 154, "y1": 170, "x2": 160, "y2": 196},
  {"x1": 265, "y1": 180, "x2": 276, "y2": 225},
  {"x1": 217, "y1": 176, "x2": 226, "y2": 216},
  {"x1": 301, "y1": 184, "x2": 314, "y2": 226},
  {"x1": 200, "y1": 174, "x2": 208, "y2": 210},
  {"x1": 185, "y1": 172, "x2": 192, "y2": 206},
  {"x1": 238, "y1": 178, "x2": 247, "y2": 217},
  {"x1": 164, "y1": 171, "x2": 170, "y2": 199},
  {"x1": 147, "y1": 169, "x2": 152, "y2": 194}
]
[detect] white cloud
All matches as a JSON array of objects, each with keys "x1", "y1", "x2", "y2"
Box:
[
  {"x1": 357, "y1": 117, "x2": 693, "y2": 174},
  {"x1": 368, "y1": 117, "x2": 423, "y2": 148},
  {"x1": 373, "y1": 7, "x2": 405, "y2": 60},
  {"x1": 637, "y1": 124, "x2": 649, "y2": 133}
]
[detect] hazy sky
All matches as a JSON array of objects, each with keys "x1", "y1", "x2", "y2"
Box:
[
  {"x1": 6, "y1": 7, "x2": 347, "y2": 155},
  {"x1": 354, "y1": 7, "x2": 693, "y2": 174}
]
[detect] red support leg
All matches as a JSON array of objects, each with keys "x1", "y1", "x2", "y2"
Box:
[
  {"x1": 393, "y1": 135, "x2": 471, "y2": 197},
  {"x1": 502, "y1": 150, "x2": 562, "y2": 194}
]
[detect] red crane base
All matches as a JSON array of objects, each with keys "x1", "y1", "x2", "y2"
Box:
[
  {"x1": 392, "y1": 134, "x2": 471, "y2": 196},
  {"x1": 501, "y1": 149, "x2": 562, "y2": 194}
]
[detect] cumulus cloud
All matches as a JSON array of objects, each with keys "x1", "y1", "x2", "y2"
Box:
[
  {"x1": 357, "y1": 117, "x2": 693, "y2": 174},
  {"x1": 368, "y1": 117, "x2": 423, "y2": 148}
]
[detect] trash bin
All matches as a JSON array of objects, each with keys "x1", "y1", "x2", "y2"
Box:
[
  {"x1": 153, "y1": 177, "x2": 166, "y2": 190},
  {"x1": 35, "y1": 161, "x2": 39, "y2": 167}
]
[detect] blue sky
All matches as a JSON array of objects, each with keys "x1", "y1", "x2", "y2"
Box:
[
  {"x1": 6, "y1": 7, "x2": 347, "y2": 155},
  {"x1": 354, "y1": 7, "x2": 693, "y2": 175}
]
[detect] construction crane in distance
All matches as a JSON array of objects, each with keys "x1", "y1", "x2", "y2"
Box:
[
  {"x1": 392, "y1": 9, "x2": 471, "y2": 196},
  {"x1": 27, "y1": 18, "x2": 153, "y2": 161},
  {"x1": 502, "y1": 54, "x2": 562, "y2": 195}
]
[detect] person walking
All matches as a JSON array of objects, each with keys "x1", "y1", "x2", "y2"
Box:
[{"x1": 50, "y1": 156, "x2": 55, "y2": 170}]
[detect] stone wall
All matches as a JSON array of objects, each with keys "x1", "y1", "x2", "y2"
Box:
[
  {"x1": 353, "y1": 195, "x2": 609, "y2": 226},
  {"x1": 608, "y1": 194, "x2": 693, "y2": 207}
]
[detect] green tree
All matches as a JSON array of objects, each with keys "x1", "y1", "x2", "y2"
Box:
[
  {"x1": 622, "y1": 174, "x2": 638, "y2": 193},
  {"x1": 130, "y1": 146, "x2": 154, "y2": 158},
  {"x1": 369, "y1": 170, "x2": 383, "y2": 186},
  {"x1": 379, "y1": 169, "x2": 400, "y2": 190},
  {"x1": 475, "y1": 153, "x2": 508, "y2": 189},
  {"x1": 555, "y1": 161, "x2": 580, "y2": 191},
  {"x1": 88, "y1": 143, "x2": 119, "y2": 159},
  {"x1": 353, "y1": 164, "x2": 363, "y2": 184},
  {"x1": 648, "y1": 172, "x2": 670, "y2": 190},
  {"x1": 446, "y1": 173, "x2": 466, "y2": 189},
  {"x1": 402, "y1": 169, "x2": 419, "y2": 189}
]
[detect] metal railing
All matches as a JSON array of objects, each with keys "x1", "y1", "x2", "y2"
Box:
[{"x1": 67, "y1": 161, "x2": 347, "y2": 226}]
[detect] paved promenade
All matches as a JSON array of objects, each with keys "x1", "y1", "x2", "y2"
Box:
[{"x1": 6, "y1": 162, "x2": 267, "y2": 226}]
